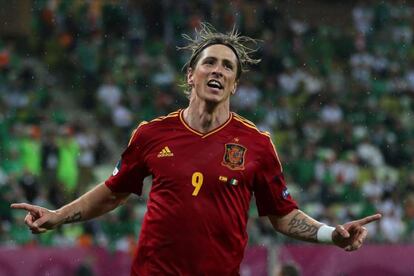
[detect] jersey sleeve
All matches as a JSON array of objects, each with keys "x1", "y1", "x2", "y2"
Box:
[
  {"x1": 105, "y1": 123, "x2": 150, "y2": 195},
  {"x1": 253, "y1": 136, "x2": 298, "y2": 217}
]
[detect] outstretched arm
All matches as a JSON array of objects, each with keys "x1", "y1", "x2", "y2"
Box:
[
  {"x1": 269, "y1": 209, "x2": 381, "y2": 251},
  {"x1": 11, "y1": 183, "x2": 130, "y2": 234}
]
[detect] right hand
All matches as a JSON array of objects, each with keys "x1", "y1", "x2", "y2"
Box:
[
  {"x1": 10, "y1": 203, "x2": 61, "y2": 234},
  {"x1": 332, "y1": 213, "x2": 382, "y2": 251}
]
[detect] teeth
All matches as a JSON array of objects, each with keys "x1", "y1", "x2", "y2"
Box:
[{"x1": 208, "y1": 80, "x2": 222, "y2": 88}]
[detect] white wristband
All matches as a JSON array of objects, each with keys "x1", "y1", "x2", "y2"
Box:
[{"x1": 317, "y1": 225, "x2": 335, "y2": 244}]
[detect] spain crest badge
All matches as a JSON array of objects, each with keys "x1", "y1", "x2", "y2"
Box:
[{"x1": 222, "y1": 143, "x2": 247, "y2": 170}]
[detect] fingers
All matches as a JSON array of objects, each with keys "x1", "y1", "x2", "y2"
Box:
[
  {"x1": 32, "y1": 216, "x2": 49, "y2": 229},
  {"x1": 354, "y1": 213, "x2": 382, "y2": 226},
  {"x1": 14, "y1": 204, "x2": 49, "y2": 234},
  {"x1": 26, "y1": 214, "x2": 48, "y2": 234},
  {"x1": 31, "y1": 226, "x2": 48, "y2": 234},
  {"x1": 29, "y1": 225, "x2": 48, "y2": 234},
  {"x1": 30, "y1": 227, "x2": 48, "y2": 234},
  {"x1": 11, "y1": 203, "x2": 41, "y2": 215},
  {"x1": 360, "y1": 227, "x2": 368, "y2": 241},
  {"x1": 335, "y1": 225, "x2": 350, "y2": 238},
  {"x1": 344, "y1": 226, "x2": 367, "y2": 252},
  {"x1": 11, "y1": 203, "x2": 34, "y2": 210},
  {"x1": 24, "y1": 213, "x2": 36, "y2": 228}
]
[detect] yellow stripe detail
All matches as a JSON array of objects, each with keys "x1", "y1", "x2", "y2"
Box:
[
  {"x1": 151, "y1": 117, "x2": 165, "y2": 122},
  {"x1": 233, "y1": 113, "x2": 256, "y2": 127},
  {"x1": 233, "y1": 114, "x2": 281, "y2": 170},
  {"x1": 138, "y1": 121, "x2": 149, "y2": 128},
  {"x1": 167, "y1": 111, "x2": 179, "y2": 116},
  {"x1": 233, "y1": 116, "x2": 271, "y2": 138},
  {"x1": 128, "y1": 121, "x2": 148, "y2": 146},
  {"x1": 202, "y1": 113, "x2": 233, "y2": 138},
  {"x1": 179, "y1": 109, "x2": 233, "y2": 138},
  {"x1": 261, "y1": 131, "x2": 271, "y2": 137},
  {"x1": 268, "y1": 137, "x2": 283, "y2": 172},
  {"x1": 179, "y1": 109, "x2": 203, "y2": 136},
  {"x1": 233, "y1": 116, "x2": 259, "y2": 130},
  {"x1": 148, "y1": 110, "x2": 179, "y2": 123},
  {"x1": 128, "y1": 111, "x2": 179, "y2": 146}
]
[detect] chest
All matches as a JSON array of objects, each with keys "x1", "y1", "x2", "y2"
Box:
[{"x1": 145, "y1": 133, "x2": 258, "y2": 196}]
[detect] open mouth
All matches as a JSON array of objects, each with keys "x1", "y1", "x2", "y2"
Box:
[{"x1": 207, "y1": 80, "x2": 223, "y2": 90}]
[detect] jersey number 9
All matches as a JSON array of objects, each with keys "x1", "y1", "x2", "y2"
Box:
[{"x1": 191, "y1": 172, "x2": 204, "y2": 196}]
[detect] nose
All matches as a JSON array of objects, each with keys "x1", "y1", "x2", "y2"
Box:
[{"x1": 211, "y1": 65, "x2": 224, "y2": 77}]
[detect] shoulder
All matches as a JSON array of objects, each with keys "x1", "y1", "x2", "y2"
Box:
[
  {"x1": 128, "y1": 110, "x2": 180, "y2": 146},
  {"x1": 232, "y1": 112, "x2": 279, "y2": 158},
  {"x1": 232, "y1": 113, "x2": 272, "y2": 142}
]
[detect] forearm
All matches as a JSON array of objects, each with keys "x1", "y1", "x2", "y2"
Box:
[
  {"x1": 55, "y1": 183, "x2": 129, "y2": 226},
  {"x1": 269, "y1": 209, "x2": 323, "y2": 243}
]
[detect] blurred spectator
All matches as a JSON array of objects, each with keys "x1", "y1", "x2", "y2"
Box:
[
  {"x1": 233, "y1": 79, "x2": 262, "y2": 112},
  {"x1": 352, "y1": 2, "x2": 374, "y2": 36},
  {"x1": 97, "y1": 73, "x2": 122, "y2": 110},
  {"x1": 74, "y1": 123, "x2": 99, "y2": 189},
  {"x1": 57, "y1": 127, "x2": 80, "y2": 197},
  {"x1": 41, "y1": 129, "x2": 59, "y2": 186},
  {"x1": 19, "y1": 126, "x2": 42, "y2": 177},
  {"x1": 319, "y1": 99, "x2": 343, "y2": 124},
  {"x1": 356, "y1": 137, "x2": 385, "y2": 167}
]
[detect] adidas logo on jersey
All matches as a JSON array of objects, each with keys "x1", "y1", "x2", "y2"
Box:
[{"x1": 157, "y1": 146, "x2": 174, "y2": 157}]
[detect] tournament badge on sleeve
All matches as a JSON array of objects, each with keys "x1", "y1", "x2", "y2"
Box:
[
  {"x1": 112, "y1": 159, "x2": 122, "y2": 176},
  {"x1": 221, "y1": 143, "x2": 247, "y2": 170}
]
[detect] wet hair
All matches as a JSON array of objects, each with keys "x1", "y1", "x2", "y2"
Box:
[{"x1": 179, "y1": 22, "x2": 261, "y2": 96}]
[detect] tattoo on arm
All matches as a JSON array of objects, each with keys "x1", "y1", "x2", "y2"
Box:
[
  {"x1": 287, "y1": 213, "x2": 319, "y2": 241},
  {"x1": 63, "y1": 212, "x2": 82, "y2": 224}
]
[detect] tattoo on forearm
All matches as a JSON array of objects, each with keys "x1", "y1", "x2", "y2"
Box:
[
  {"x1": 287, "y1": 213, "x2": 318, "y2": 241},
  {"x1": 64, "y1": 212, "x2": 82, "y2": 224}
]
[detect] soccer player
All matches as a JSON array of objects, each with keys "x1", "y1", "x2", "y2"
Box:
[{"x1": 11, "y1": 23, "x2": 381, "y2": 275}]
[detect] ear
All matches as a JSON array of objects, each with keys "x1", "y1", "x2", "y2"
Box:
[
  {"x1": 187, "y1": 67, "x2": 194, "y2": 86},
  {"x1": 231, "y1": 81, "x2": 238, "y2": 95}
]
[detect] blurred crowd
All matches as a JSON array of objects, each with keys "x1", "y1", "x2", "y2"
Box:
[{"x1": 1, "y1": 0, "x2": 414, "y2": 253}]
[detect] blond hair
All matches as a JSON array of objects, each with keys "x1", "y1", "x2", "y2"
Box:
[{"x1": 179, "y1": 22, "x2": 261, "y2": 96}]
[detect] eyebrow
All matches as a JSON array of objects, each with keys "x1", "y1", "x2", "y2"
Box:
[{"x1": 202, "y1": 56, "x2": 236, "y2": 67}]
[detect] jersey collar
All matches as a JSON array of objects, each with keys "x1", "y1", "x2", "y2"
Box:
[{"x1": 179, "y1": 109, "x2": 233, "y2": 138}]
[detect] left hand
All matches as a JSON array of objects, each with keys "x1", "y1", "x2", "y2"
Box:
[{"x1": 332, "y1": 213, "x2": 382, "y2": 251}]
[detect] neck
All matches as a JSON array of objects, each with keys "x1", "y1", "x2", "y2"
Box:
[{"x1": 183, "y1": 97, "x2": 230, "y2": 134}]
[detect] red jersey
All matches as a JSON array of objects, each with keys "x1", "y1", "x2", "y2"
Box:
[{"x1": 105, "y1": 110, "x2": 298, "y2": 276}]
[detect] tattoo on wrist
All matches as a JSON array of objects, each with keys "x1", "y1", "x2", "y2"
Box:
[
  {"x1": 287, "y1": 213, "x2": 318, "y2": 241},
  {"x1": 64, "y1": 212, "x2": 82, "y2": 224}
]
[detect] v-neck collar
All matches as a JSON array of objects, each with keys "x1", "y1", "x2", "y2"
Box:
[{"x1": 179, "y1": 109, "x2": 233, "y2": 139}]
